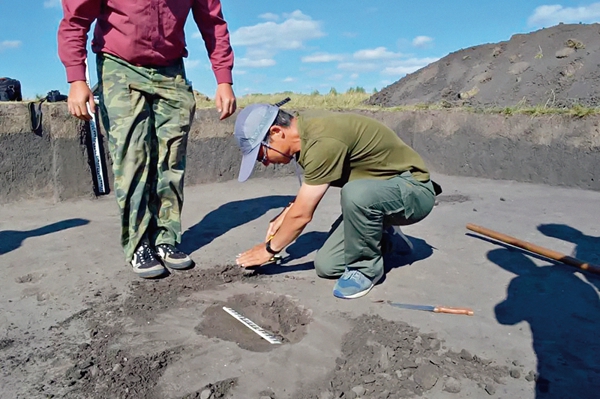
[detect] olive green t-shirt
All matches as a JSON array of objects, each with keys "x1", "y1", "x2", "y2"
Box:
[{"x1": 296, "y1": 110, "x2": 430, "y2": 187}]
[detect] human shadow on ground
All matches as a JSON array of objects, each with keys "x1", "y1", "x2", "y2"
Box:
[
  {"x1": 489, "y1": 248, "x2": 600, "y2": 398},
  {"x1": 537, "y1": 223, "x2": 600, "y2": 291},
  {"x1": 0, "y1": 218, "x2": 90, "y2": 256},
  {"x1": 179, "y1": 195, "x2": 295, "y2": 255},
  {"x1": 284, "y1": 231, "x2": 329, "y2": 261},
  {"x1": 378, "y1": 235, "x2": 435, "y2": 284},
  {"x1": 258, "y1": 231, "x2": 434, "y2": 278},
  {"x1": 257, "y1": 231, "x2": 328, "y2": 275}
]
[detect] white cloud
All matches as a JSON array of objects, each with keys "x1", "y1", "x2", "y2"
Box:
[
  {"x1": 283, "y1": 77, "x2": 295, "y2": 82},
  {"x1": 353, "y1": 47, "x2": 402, "y2": 61},
  {"x1": 184, "y1": 59, "x2": 202, "y2": 69},
  {"x1": 342, "y1": 32, "x2": 358, "y2": 38},
  {"x1": 329, "y1": 74, "x2": 344, "y2": 81},
  {"x1": 412, "y1": 36, "x2": 433, "y2": 48},
  {"x1": 244, "y1": 47, "x2": 273, "y2": 60},
  {"x1": 382, "y1": 65, "x2": 424, "y2": 76},
  {"x1": 282, "y1": 10, "x2": 311, "y2": 20},
  {"x1": 259, "y1": 13, "x2": 279, "y2": 21},
  {"x1": 319, "y1": 50, "x2": 440, "y2": 81},
  {"x1": 381, "y1": 57, "x2": 440, "y2": 76},
  {"x1": 236, "y1": 58, "x2": 276, "y2": 68},
  {"x1": 301, "y1": 52, "x2": 345, "y2": 63},
  {"x1": 528, "y1": 3, "x2": 600, "y2": 27},
  {"x1": 228, "y1": 10, "x2": 324, "y2": 69},
  {"x1": 0, "y1": 40, "x2": 22, "y2": 52},
  {"x1": 43, "y1": 0, "x2": 61, "y2": 8},
  {"x1": 338, "y1": 62, "x2": 380, "y2": 72},
  {"x1": 230, "y1": 10, "x2": 324, "y2": 49}
]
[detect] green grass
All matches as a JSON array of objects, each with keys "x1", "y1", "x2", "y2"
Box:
[
  {"x1": 195, "y1": 89, "x2": 378, "y2": 110},
  {"x1": 193, "y1": 90, "x2": 600, "y2": 117},
  {"x1": 490, "y1": 103, "x2": 600, "y2": 117}
]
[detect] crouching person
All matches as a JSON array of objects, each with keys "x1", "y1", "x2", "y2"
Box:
[{"x1": 234, "y1": 104, "x2": 437, "y2": 299}]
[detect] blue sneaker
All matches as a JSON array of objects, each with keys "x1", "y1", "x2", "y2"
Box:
[
  {"x1": 333, "y1": 269, "x2": 384, "y2": 299},
  {"x1": 382, "y1": 226, "x2": 414, "y2": 256}
]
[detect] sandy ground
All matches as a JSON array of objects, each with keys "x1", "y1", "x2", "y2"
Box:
[{"x1": 1, "y1": 174, "x2": 600, "y2": 399}]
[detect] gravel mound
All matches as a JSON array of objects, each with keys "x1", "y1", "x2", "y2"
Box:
[{"x1": 367, "y1": 23, "x2": 600, "y2": 109}]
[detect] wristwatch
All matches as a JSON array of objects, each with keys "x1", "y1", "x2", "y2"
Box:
[{"x1": 265, "y1": 240, "x2": 281, "y2": 255}]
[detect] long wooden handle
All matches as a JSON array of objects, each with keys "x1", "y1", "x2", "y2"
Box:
[
  {"x1": 467, "y1": 223, "x2": 600, "y2": 275},
  {"x1": 433, "y1": 307, "x2": 474, "y2": 316}
]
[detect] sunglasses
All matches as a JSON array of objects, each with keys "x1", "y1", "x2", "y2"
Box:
[{"x1": 258, "y1": 141, "x2": 293, "y2": 165}]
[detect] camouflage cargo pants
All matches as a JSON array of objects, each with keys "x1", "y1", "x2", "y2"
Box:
[{"x1": 97, "y1": 53, "x2": 196, "y2": 261}]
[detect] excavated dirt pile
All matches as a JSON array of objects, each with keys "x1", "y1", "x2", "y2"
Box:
[
  {"x1": 294, "y1": 315, "x2": 531, "y2": 399},
  {"x1": 367, "y1": 23, "x2": 600, "y2": 109}
]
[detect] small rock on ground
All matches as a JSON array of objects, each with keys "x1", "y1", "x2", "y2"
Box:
[
  {"x1": 525, "y1": 370, "x2": 537, "y2": 382},
  {"x1": 318, "y1": 392, "x2": 334, "y2": 399},
  {"x1": 351, "y1": 385, "x2": 366, "y2": 396},
  {"x1": 413, "y1": 363, "x2": 439, "y2": 391},
  {"x1": 443, "y1": 377, "x2": 462, "y2": 394},
  {"x1": 459, "y1": 349, "x2": 473, "y2": 361}
]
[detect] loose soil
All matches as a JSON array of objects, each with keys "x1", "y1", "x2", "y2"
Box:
[
  {"x1": 1, "y1": 263, "x2": 533, "y2": 399},
  {"x1": 294, "y1": 315, "x2": 519, "y2": 399},
  {"x1": 0, "y1": 265, "x2": 265, "y2": 399},
  {"x1": 367, "y1": 23, "x2": 600, "y2": 109},
  {"x1": 124, "y1": 264, "x2": 264, "y2": 322}
]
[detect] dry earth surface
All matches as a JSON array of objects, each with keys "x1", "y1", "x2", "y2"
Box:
[{"x1": 1, "y1": 175, "x2": 600, "y2": 399}]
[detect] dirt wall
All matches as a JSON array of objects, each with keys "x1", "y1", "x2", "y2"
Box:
[
  {"x1": 359, "y1": 109, "x2": 600, "y2": 191},
  {"x1": 0, "y1": 103, "x2": 293, "y2": 204},
  {"x1": 1, "y1": 103, "x2": 598, "y2": 204}
]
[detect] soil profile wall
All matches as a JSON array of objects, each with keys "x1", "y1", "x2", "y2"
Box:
[{"x1": 0, "y1": 102, "x2": 598, "y2": 204}]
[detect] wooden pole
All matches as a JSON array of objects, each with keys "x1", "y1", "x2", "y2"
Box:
[{"x1": 466, "y1": 223, "x2": 600, "y2": 275}]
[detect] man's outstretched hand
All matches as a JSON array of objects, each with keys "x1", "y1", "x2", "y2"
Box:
[
  {"x1": 236, "y1": 243, "x2": 273, "y2": 268},
  {"x1": 68, "y1": 81, "x2": 95, "y2": 121},
  {"x1": 215, "y1": 83, "x2": 236, "y2": 120}
]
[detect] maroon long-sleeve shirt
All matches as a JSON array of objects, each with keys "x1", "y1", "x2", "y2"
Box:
[{"x1": 58, "y1": 0, "x2": 234, "y2": 84}]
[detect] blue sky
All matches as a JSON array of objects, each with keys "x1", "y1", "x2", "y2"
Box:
[{"x1": 2, "y1": 1, "x2": 600, "y2": 99}]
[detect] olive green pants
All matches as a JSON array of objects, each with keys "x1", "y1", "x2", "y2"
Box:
[
  {"x1": 97, "y1": 53, "x2": 196, "y2": 261},
  {"x1": 313, "y1": 172, "x2": 435, "y2": 279}
]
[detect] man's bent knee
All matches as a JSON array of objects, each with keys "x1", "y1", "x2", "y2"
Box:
[{"x1": 314, "y1": 252, "x2": 344, "y2": 279}]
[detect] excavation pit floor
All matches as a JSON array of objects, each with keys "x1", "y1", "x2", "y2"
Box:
[{"x1": 1, "y1": 175, "x2": 599, "y2": 399}]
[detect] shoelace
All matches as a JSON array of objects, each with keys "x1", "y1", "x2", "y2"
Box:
[
  {"x1": 158, "y1": 244, "x2": 176, "y2": 255},
  {"x1": 136, "y1": 243, "x2": 155, "y2": 262},
  {"x1": 341, "y1": 270, "x2": 363, "y2": 283}
]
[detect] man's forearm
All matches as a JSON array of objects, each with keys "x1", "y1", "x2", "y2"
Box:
[
  {"x1": 270, "y1": 200, "x2": 295, "y2": 223},
  {"x1": 267, "y1": 183, "x2": 328, "y2": 253},
  {"x1": 269, "y1": 213, "x2": 310, "y2": 253}
]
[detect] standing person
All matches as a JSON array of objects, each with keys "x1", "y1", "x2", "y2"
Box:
[
  {"x1": 234, "y1": 104, "x2": 438, "y2": 299},
  {"x1": 58, "y1": 1, "x2": 236, "y2": 278}
]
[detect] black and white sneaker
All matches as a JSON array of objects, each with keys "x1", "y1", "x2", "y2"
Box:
[
  {"x1": 155, "y1": 244, "x2": 193, "y2": 270},
  {"x1": 131, "y1": 242, "x2": 166, "y2": 278}
]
